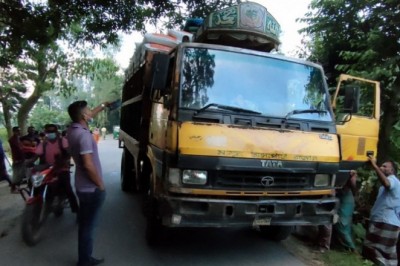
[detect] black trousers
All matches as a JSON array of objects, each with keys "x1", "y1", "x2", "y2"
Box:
[{"x1": 58, "y1": 171, "x2": 79, "y2": 213}]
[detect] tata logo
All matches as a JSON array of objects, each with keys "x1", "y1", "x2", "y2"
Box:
[
  {"x1": 261, "y1": 160, "x2": 283, "y2": 168},
  {"x1": 261, "y1": 176, "x2": 275, "y2": 187}
]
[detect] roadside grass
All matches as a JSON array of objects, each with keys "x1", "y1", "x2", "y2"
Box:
[
  {"x1": 321, "y1": 223, "x2": 373, "y2": 266},
  {"x1": 321, "y1": 250, "x2": 373, "y2": 266}
]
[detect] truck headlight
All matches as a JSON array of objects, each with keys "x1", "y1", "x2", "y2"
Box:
[
  {"x1": 182, "y1": 170, "x2": 207, "y2": 185},
  {"x1": 314, "y1": 174, "x2": 330, "y2": 187}
]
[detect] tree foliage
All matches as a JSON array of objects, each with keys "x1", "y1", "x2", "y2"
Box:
[
  {"x1": 27, "y1": 56, "x2": 123, "y2": 132},
  {"x1": 28, "y1": 102, "x2": 70, "y2": 131},
  {"x1": 90, "y1": 58, "x2": 123, "y2": 129},
  {"x1": 0, "y1": 0, "x2": 240, "y2": 67},
  {"x1": 0, "y1": 0, "x2": 240, "y2": 138},
  {"x1": 300, "y1": 0, "x2": 400, "y2": 161},
  {"x1": 0, "y1": 40, "x2": 80, "y2": 135},
  {"x1": 0, "y1": 67, "x2": 28, "y2": 136}
]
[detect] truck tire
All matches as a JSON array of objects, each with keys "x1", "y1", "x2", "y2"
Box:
[
  {"x1": 137, "y1": 159, "x2": 151, "y2": 193},
  {"x1": 259, "y1": 225, "x2": 293, "y2": 241},
  {"x1": 145, "y1": 197, "x2": 164, "y2": 246},
  {"x1": 121, "y1": 148, "x2": 136, "y2": 192},
  {"x1": 144, "y1": 174, "x2": 165, "y2": 246}
]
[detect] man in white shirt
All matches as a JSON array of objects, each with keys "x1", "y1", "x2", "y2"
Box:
[{"x1": 363, "y1": 156, "x2": 400, "y2": 266}]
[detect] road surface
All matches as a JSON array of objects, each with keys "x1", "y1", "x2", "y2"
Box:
[{"x1": 0, "y1": 136, "x2": 306, "y2": 266}]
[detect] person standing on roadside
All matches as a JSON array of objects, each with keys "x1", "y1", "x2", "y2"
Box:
[
  {"x1": 67, "y1": 100, "x2": 109, "y2": 266},
  {"x1": 333, "y1": 170, "x2": 358, "y2": 252},
  {"x1": 362, "y1": 156, "x2": 400, "y2": 266},
  {"x1": 101, "y1": 127, "x2": 106, "y2": 140},
  {"x1": 93, "y1": 128, "x2": 100, "y2": 143},
  {"x1": 0, "y1": 139, "x2": 16, "y2": 193},
  {"x1": 317, "y1": 224, "x2": 332, "y2": 253},
  {"x1": 22, "y1": 126, "x2": 40, "y2": 146},
  {"x1": 8, "y1": 126, "x2": 26, "y2": 188}
]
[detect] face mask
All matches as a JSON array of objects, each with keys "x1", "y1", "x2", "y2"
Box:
[{"x1": 46, "y1": 133, "x2": 57, "y2": 140}]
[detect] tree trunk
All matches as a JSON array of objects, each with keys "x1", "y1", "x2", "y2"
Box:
[
  {"x1": 17, "y1": 91, "x2": 41, "y2": 135},
  {"x1": 17, "y1": 47, "x2": 49, "y2": 134},
  {"x1": 1, "y1": 100, "x2": 13, "y2": 139}
]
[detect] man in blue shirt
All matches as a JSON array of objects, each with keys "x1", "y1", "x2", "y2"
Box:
[
  {"x1": 363, "y1": 156, "x2": 400, "y2": 266},
  {"x1": 67, "y1": 100, "x2": 109, "y2": 266}
]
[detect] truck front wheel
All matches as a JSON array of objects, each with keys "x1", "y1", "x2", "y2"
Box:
[
  {"x1": 259, "y1": 225, "x2": 293, "y2": 241},
  {"x1": 145, "y1": 196, "x2": 164, "y2": 246},
  {"x1": 121, "y1": 148, "x2": 136, "y2": 192},
  {"x1": 144, "y1": 174, "x2": 165, "y2": 245}
]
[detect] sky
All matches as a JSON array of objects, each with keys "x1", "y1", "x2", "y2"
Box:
[{"x1": 115, "y1": 0, "x2": 311, "y2": 69}]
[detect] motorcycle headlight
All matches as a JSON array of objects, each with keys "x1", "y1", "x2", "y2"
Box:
[
  {"x1": 182, "y1": 170, "x2": 207, "y2": 185},
  {"x1": 31, "y1": 173, "x2": 46, "y2": 188},
  {"x1": 314, "y1": 174, "x2": 330, "y2": 187}
]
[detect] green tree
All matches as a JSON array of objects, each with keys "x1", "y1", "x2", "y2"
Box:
[
  {"x1": 1, "y1": 0, "x2": 240, "y2": 138},
  {"x1": 28, "y1": 55, "x2": 123, "y2": 132},
  {"x1": 1, "y1": 0, "x2": 240, "y2": 67},
  {"x1": 90, "y1": 58, "x2": 124, "y2": 129},
  {"x1": 300, "y1": 0, "x2": 400, "y2": 161},
  {"x1": 15, "y1": 42, "x2": 75, "y2": 134},
  {"x1": 0, "y1": 67, "x2": 28, "y2": 136},
  {"x1": 28, "y1": 101, "x2": 70, "y2": 131}
]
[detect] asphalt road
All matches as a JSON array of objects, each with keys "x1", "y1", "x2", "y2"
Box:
[{"x1": 0, "y1": 136, "x2": 305, "y2": 266}]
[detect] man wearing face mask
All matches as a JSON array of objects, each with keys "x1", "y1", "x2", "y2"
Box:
[
  {"x1": 34, "y1": 124, "x2": 79, "y2": 213},
  {"x1": 67, "y1": 100, "x2": 109, "y2": 266}
]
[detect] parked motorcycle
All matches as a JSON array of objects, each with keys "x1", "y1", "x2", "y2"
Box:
[{"x1": 20, "y1": 164, "x2": 68, "y2": 246}]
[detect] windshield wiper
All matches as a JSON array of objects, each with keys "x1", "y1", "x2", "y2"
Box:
[
  {"x1": 195, "y1": 103, "x2": 261, "y2": 115},
  {"x1": 285, "y1": 109, "x2": 327, "y2": 119}
]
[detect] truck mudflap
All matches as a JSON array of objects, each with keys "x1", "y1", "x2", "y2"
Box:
[{"x1": 159, "y1": 196, "x2": 338, "y2": 227}]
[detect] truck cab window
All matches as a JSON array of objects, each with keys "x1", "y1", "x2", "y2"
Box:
[
  {"x1": 334, "y1": 80, "x2": 375, "y2": 119},
  {"x1": 151, "y1": 55, "x2": 175, "y2": 103},
  {"x1": 180, "y1": 47, "x2": 332, "y2": 122}
]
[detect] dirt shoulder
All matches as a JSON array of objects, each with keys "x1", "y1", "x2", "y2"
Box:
[
  {"x1": 0, "y1": 181, "x2": 24, "y2": 238},
  {"x1": 281, "y1": 233, "x2": 325, "y2": 266}
]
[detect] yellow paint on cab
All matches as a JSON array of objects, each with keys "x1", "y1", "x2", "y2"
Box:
[
  {"x1": 336, "y1": 116, "x2": 379, "y2": 161},
  {"x1": 178, "y1": 122, "x2": 339, "y2": 162}
]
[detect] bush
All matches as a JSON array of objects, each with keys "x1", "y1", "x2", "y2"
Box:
[{"x1": 0, "y1": 127, "x2": 8, "y2": 142}]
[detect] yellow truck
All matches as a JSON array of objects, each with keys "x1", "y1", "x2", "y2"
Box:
[{"x1": 118, "y1": 2, "x2": 380, "y2": 244}]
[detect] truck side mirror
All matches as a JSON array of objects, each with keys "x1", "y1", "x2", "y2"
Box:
[
  {"x1": 343, "y1": 85, "x2": 360, "y2": 113},
  {"x1": 149, "y1": 53, "x2": 170, "y2": 91}
]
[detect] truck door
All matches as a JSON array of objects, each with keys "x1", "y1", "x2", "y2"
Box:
[{"x1": 332, "y1": 74, "x2": 380, "y2": 171}]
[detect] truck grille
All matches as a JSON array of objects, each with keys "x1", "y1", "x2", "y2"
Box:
[{"x1": 214, "y1": 171, "x2": 311, "y2": 190}]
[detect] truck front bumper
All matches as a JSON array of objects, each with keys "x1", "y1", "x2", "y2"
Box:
[{"x1": 159, "y1": 196, "x2": 338, "y2": 227}]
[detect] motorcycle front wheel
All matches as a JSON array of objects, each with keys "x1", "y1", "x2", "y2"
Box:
[
  {"x1": 21, "y1": 202, "x2": 48, "y2": 246},
  {"x1": 53, "y1": 197, "x2": 65, "y2": 217}
]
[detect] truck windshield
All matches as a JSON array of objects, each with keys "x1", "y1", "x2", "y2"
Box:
[{"x1": 180, "y1": 47, "x2": 333, "y2": 122}]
